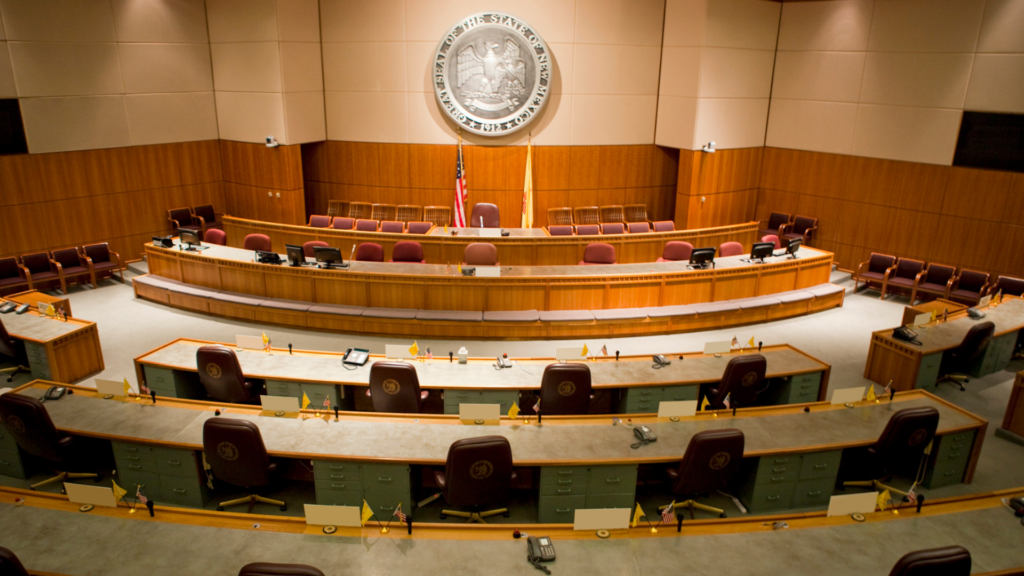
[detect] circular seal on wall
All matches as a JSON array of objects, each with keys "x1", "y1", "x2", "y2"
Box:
[
  {"x1": 709, "y1": 452, "x2": 731, "y2": 471},
  {"x1": 6, "y1": 415, "x2": 25, "y2": 435},
  {"x1": 557, "y1": 381, "x2": 576, "y2": 396},
  {"x1": 382, "y1": 379, "x2": 401, "y2": 395},
  {"x1": 470, "y1": 460, "x2": 494, "y2": 479},
  {"x1": 433, "y1": 13, "x2": 551, "y2": 136},
  {"x1": 217, "y1": 441, "x2": 239, "y2": 461},
  {"x1": 205, "y1": 363, "x2": 222, "y2": 379},
  {"x1": 742, "y1": 372, "x2": 759, "y2": 387}
]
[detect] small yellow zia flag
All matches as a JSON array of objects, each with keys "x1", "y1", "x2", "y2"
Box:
[
  {"x1": 877, "y1": 489, "x2": 891, "y2": 511},
  {"x1": 866, "y1": 385, "x2": 877, "y2": 402},
  {"x1": 700, "y1": 396, "x2": 710, "y2": 411},
  {"x1": 581, "y1": 344, "x2": 589, "y2": 357},
  {"x1": 631, "y1": 502, "x2": 645, "y2": 528},
  {"x1": 747, "y1": 336, "x2": 755, "y2": 348},
  {"x1": 46, "y1": 304, "x2": 56, "y2": 317},
  {"x1": 508, "y1": 402, "x2": 520, "y2": 420},
  {"x1": 361, "y1": 500, "x2": 375, "y2": 526},
  {"x1": 262, "y1": 331, "x2": 269, "y2": 346},
  {"x1": 123, "y1": 378, "x2": 132, "y2": 396},
  {"x1": 301, "y1": 392, "x2": 311, "y2": 410},
  {"x1": 111, "y1": 480, "x2": 128, "y2": 502},
  {"x1": 409, "y1": 341, "x2": 419, "y2": 356}
]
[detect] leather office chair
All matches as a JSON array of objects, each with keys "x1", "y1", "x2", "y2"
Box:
[
  {"x1": 0, "y1": 547, "x2": 29, "y2": 576},
  {"x1": 436, "y1": 436, "x2": 515, "y2": 523},
  {"x1": 0, "y1": 257, "x2": 28, "y2": 295},
  {"x1": 855, "y1": 253, "x2": 897, "y2": 296},
  {"x1": 601, "y1": 223, "x2": 625, "y2": 235},
  {"x1": 703, "y1": 354, "x2": 766, "y2": 411},
  {"x1": 368, "y1": 361, "x2": 429, "y2": 413},
  {"x1": 573, "y1": 206, "x2": 600, "y2": 226},
  {"x1": 407, "y1": 221, "x2": 433, "y2": 234},
  {"x1": 203, "y1": 229, "x2": 227, "y2": 246},
  {"x1": 657, "y1": 241, "x2": 693, "y2": 262},
  {"x1": 842, "y1": 407, "x2": 939, "y2": 500},
  {"x1": 81, "y1": 242, "x2": 125, "y2": 284},
  {"x1": 575, "y1": 224, "x2": 600, "y2": 236},
  {"x1": 331, "y1": 217, "x2": 355, "y2": 230},
  {"x1": 539, "y1": 363, "x2": 592, "y2": 415},
  {"x1": 326, "y1": 200, "x2": 348, "y2": 218},
  {"x1": 196, "y1": 345, "x2": 263, "y2": 404},
  {"x1": 243, "y1": 234, "x2": 272, "y2": 252},
  {"x1": 936, "y1": 321, "x2": 994, "y2": 391},
  {"x1": 396, "y1": 205, "x2": 422, "y2": 223},
  {"x1": 580, "y1": 243, "x2": 616, "y2": 265},
  {"x1": 912, "y1": 263, "x2": 956, "y2": 303},
  {"x1": 882, "y1": 258, "x2": 925, "y2": 300},
  {"x1": 168, "y1": 207, "x2": 201, "y2": 235},
  {"x1": 463, "y1": 243, "x2": 498, "y2": 266},
  {"x1": 370, "y1": 203, "x2": 396, "y2": 222},
  {"x1": 238, "y1": 562, "x2": 325, "y2": 576},
  {"x1": 758, "y1": 211, "x2": 791, "y2": 239},
  {"x1": 302, "y1": 241, "x2": 328, "y2": 258},
  {"x1": 470, "y1": 203, "x2": 500, "y2": 228},
  {"x1": 390, "y1": 241, "x2": 425, "y2": 263},
  {"x1": 192, "y1": 204, "x2": 223, "y2": 233},
  {"x1": 782, "y1": 215, "x2": 817, "y2": 245},
  {"x1": 0, "y1": 393, "x2": 99, "y2": 489},
  {"x1": 761, "y1": 234, "x2": 780, "y2": 249},
  {"x1": 380, "y1": 221, "x2": 405, "y2": 233},
  {"x1": 888, "y1": 546, "x2": 971, "y2": 576},
  {"x1": 355, "y1": 219, "x2": 379, "y2": 232},
  {"x1": 355, "y1": 243, "x2": 384, "y2": 262},
  {"x1": 308, "y1": 215, "x2": 331, "y2": 228},
  {"x1": 947, "y1": 269, "x2": 990, "y2": 305},
  {"x1": 547, "y1": 207, "x2": 573, "y2": 226},
  {"x1": 628, "y1": 222, "x2": 651, "y2": 234},
  {"x1": 990, "y1": 275, "x2": 1024, "y2": 298},
  {"x1": 423, "y1": 206, "x2": 451, "y2": 227},
  {"x1": 19, "y1": 252, "x2": 60, "y2": 292},
  {"x1": 548, "y1": 225, "x2": 574, "y2": 236},
  {"x1": 347, "y1": 202, "x2": 372, "y2": 220},
  {"x1": 0, "y1": 318, "x2": 29, "y2": 383},
  {"x1": 202, "y1": 418, "x2": 286, "y2": 513},
  {"x1": 653, "y1": 221, "x2": 675, "y2": 232},
  {"x1": 718, "y1": 242, "x2": 743, "y2": 257},
  {"x1": 624, "y1": 204, "x2": 649, "y2": 223},
  {"x1": 662, "y1": 429, "x2": 744, "y2": 518},
  {"x1": 49, "y1": 247, "x2": 91, "y2": 293},
  {"x1": 599, "y1": 205, "x2": 625, "y2": 224}
]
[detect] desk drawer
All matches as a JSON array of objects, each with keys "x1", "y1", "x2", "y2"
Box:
[
  {"x1": 24, "y1": 342, "x2": 48, "y2": 363},
  {"x1": 362, "y1": 463, "x2": 411, "y2": 506},
  {"x1": 316, "y1": 489, "x2": 363, "y2": 507},
  {"x1": 301, "y1": 383, "x2": 340, "y2": 410},
  {"x1": 540, "y1": 466, "x2": 588, "y2": 485},
  {"x1": 144, "y1": 367, "x2": 176, "y2": 390},
  {"x1": 117, "y1": 469, "x2": 161, "y2": 497},
  {"x1": 791, "y1": 477, "x2": 835, "y2": 508},
  {"x1": 153, "y1": 447, "x2": 196, "y2": 479},
  {"x1": 0, "y1": 426, "x2": 19, "y2": 452},
  {"x1": 540, "y1": 484, "x2": 587, "y2": 496},
  {"x1": 934, "y1": 431, "x2": 975, "y2": 461},
  {"x1": 915, "y1": 353, "x2": 942, "y2": 389},
  {"x1": 538, "y1": 495, "x2": 586, "y2": 524},
  {"x1": 587, "y1": 465, "x2": 637, "y2": 495},
  {"x1": 923, "y1": 458, "x2": 968, "y2": 489},
  {"x1": 112, "y1": 442, "x2": 158, "y2": 473},
  {"x1": 798, "y1": 450, "x2": 842, "y2": 481},
  {"x1": 313, "y1": 461, "x2": 362, "y2": 480},
  {"x1": 266, "y1": 380, "x2": 302, "y2": 398},
  {"x1": 660, "y1": 386, "x2": 697, "y2": 402},
  {"x1": 754, "y1": 458, "x2": 798, "y2": 484},
  {"x1": 742, "y1": 481, "x2": 795, "y2": 513},
  {"x1": 160, "y1": 475, "x2": 207, "y2": 508},
  {"x1": 585, "y1": 493, "x2": 634, "y2": 510},
  {"x1": 316, "y1": 479, "x2": 363, "y2": 493},
  {"x1": 0, "y1": 448, "x2": 27, "y2": 479}
]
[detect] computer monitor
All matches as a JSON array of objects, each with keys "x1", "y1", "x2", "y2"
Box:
[
  {"x1": 152, "y1": 235, "x2": 173, "y2": 248},
  {"x1": 688, "y1": 247, "x2": 716, "y2": 269},
  {"x1": 750, "y1": 242, "x2": 774, "y2": 261},
  {"x1": 285, "y1": 244, "x2": 305, "y2": 267},
  {"x1": 785, "y1": 237, "x2": 802, "y2": 258},
  {"x1": 314, "y1": 246, "x2": 346, "y2": 269},
  {"x1": 178, "y1": 229, "x2": 201, "y2": 251}
]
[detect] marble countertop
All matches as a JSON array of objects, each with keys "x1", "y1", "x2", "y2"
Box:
[
  {"x1": 0, "y1": 306, "x2": 88, "y2": 342},
  {"x1": 428, "y1": 227, "x2": 548, "y2": 237},
  {"x1": 875, "y1": 299, "x2": 1024, "y2": 354}
]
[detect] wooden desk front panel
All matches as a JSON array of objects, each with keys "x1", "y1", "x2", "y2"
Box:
[{"x1": 1001, "y1": 372, "x2": 1024, "y2": 438}]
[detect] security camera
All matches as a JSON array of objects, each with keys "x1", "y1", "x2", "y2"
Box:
[
  {"x1": 701, "y1": 141, "x2": 716, "y2": 153},
  {"x1": 265, "y1": 135, "x2": 279, "y2": 148}
]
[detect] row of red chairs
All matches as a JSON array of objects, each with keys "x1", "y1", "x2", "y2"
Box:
[
  {"x1": 759, "y1": 212, "x2": 818, "y2": 245},
  {"x1": 854, "y1": 253, "x2": 1024, "y2": 304},
  {"x1": 0, "y1": 244, "x2": 125, "y2": 295},
  {"x1": 308, "y1": 216, "x2": 434, "y2": 234},
  {"x1": 548, "y1": 221, "x2": 675, "y2": 235},
  {"x1": 167, "y1": 205, "x2": 223, "y2": 237}
]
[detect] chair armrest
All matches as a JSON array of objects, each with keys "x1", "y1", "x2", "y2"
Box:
[
  {"x1": 195, "y1": 215, "x2": 208, "y2": 229},
  {"x1": 49, "y1": 259, "x2": 64, "y2": 276},
  {"x1": 81, "y1": 255, "x2": 94, "y2": 271},
  {"x1": 883, "y1": 266, "x2": 896, "y2": 281},
  {"x1": 855, "y1": 261, "x2": 868, "y2": 279},
  {"x1": 913, "y1": 270, "x2": 926, "y2": 287},
  {"x1": 805, "y1": 225, "x2": 817, "y2": 239},
  {"x1": 18, "y1": 265, "x2": 31, "y2": 283},
  {"x1": 110, "y1": 251, "x2": 122, "y2": 266}
]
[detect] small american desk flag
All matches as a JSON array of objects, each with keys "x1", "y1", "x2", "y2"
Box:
[{"x1": 454, "y1": 135, "x2": 468, "y2": 227}]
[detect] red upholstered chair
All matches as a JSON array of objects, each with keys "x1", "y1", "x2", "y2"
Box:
[
  {"x1": 912, "y1": 263, "x2": 955, "y2": 302},
  {"x1": 548, "y1": 225, "x2": 574, "y2": 236},
  {"x1": 390, "y1": 241, "x2": 425, "y2": 263},
  {"x1": 664, "y1": 429, "x2": 745, "y2": 519},
  {"x1": 355, "y1": 243, "x2": 384, "y2": 262},
  {"x1": 580, "y1": 243, "x2": 616, "y2": 265},
  {"x1": 761, "y1": 234, "x2": 780, "y2": 249},
  {"x1": 196, "y1": 345, "x2": 262, "y2": 404},
  {"x1": 238, "y1": 563, "x2": 326, "y2": 576},
  {"x1": 854, "y1": 253, "x2": 897, "y2": 296},
  {"x1": 841, "y1": 407, "x2": 939, "y2": 499},
  {"x1": 0, "y1": 393, "x2": 99, "y2": 489},
  {"x1": 407, "y1": 221, "x2": 433, "y2": 234},
  {"x1": 368, "y1": 361, "x2": 428, "y2": 413},
  {"x1": 758, "y1": 211, "x2": 791, "y2": 239},
  {"x1": 653, "y1": 221, "x2": 675, "y2": 232},
  {"x1": 718, "y1": 241, "x2": 743, "y2": 257},
  {"x1": 782, "y1": 215, "x2": 817, "y2": 245},
  {"x1": 308, "y1": 215, "x2": 331, "y2": 228},
  {"x1": 331, "y1": 217, "x2": 355, "y2": 230},
  {"x1": 888, "y1": 546, "x2": 971, "y2": 576},
  {"x1": 989, "y1": 275, "x2": 1024, "y2": 298},
  {"x1": 463, "y1": 242, "x2": 498, "y2": 266},
  {"x1": 628, "y1": 222, "x2": 650, "y2": 234},
  {"x1": 243, "y1": 234, "x2": 272, "y2": 252},
  {"x1": 469, "y1": 203, "x2": 500, "y2": 228},
  {"x1": 601, "y1": 223, "x2": 625, "y2": 235},
  {"x1": 355, "y1": 219, "x2": 379, "y2": 232},
  {"x1": 202, "y1": 418, "x2": 286, "y2": 513},
  {"x1": 435, "y1": 436, "x2": 515, "y2": 522},
  {"x1": 657, "y1": 241, "x2": 693, "y2": 262},
  {"x1": 203, "y1": 228, "x2": 227, "y2": 246},
  {"x1": 49, "y1": 247, "x2": 91, "y2": 293},
  {"x1": 81, "y1": 243, "x2": 124, "y2": 285},
  {"x1": 192, "y1": 204, "x2": 223, "y2": 233},
  {"x1": 948, "y1": 269, "x2": 989, "y2": 305},
  {"x1": 539, "y1": 363, "x2": 592, "y2": 415},
  {"x1": 0, "y1": 547, "x2": 29, "y2": 576},
  {"x1": 168, "y1": 207, "x2": 200, "y2": 235},
  {"x1": 302, "y1": 241, "x2": 328, "y2": 258},
  {"x1": 18, "y1": 252, "x2": 60, "y2": 292},
  {"x1": 575, "y1": 224, "x2": 600, "y2": 235},
  {"x1": 0, "y1": 257, "x2": 29, "y2": 295},
  {"x1": 380, "y1": 221, "x2": 405, "y2": 233},
  {"x1": 703, "y1": 354, "x2": 766, "y2": 411},
  {"x1": 882, "y1": 258, "x2": 925, "y2": 300}
]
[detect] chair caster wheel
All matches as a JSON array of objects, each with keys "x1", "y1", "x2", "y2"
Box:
[
  {"x1": 439, "y1": 513, "x2": 447, "y2": 519},
  {"x1": 719, "y1": 513, "x2": 727, "y2": 518},
  {"x1": 216, "y1": 506, "x2": 224, "y2": 511},
  {"x1": 280, "y1": 505, "x2": 287, "y2": 511}
]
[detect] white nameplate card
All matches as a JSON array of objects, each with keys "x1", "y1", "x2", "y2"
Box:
[
  {"x1": 37, "y1": 303, "x2": 47, "y2": 314},
  {"x1": 704, "y1": 341, "x2": 732, "y2": 355},
  {"x1": 826, "y1": 492, "x2": 878, "y2": 517},
  {"x1": 555, "y1": 347, "x2": 585, "y2": 361},
  {"x1": 65, "y1": 483, "x2": 117, "y2": 508},
  {"x1": 658, "y1": 400, "x2": 697, "y2": 419},
  {"x1": 474, "y1": 266, "x2": 500, "y2": 277},
  {"x1": 384, "y1": 344, "x2": 414, "y2": 360},
  {"x1": 831, "y1": 386, "x2": 866, "y2": 405},
  {"x1": 235, "y1": 335, "x2": 264, "y2": 350},
  {"x1": 477, "y1": 228, "x2": 501, "y2": 238},
  {"x1": 459, "y1": 403, "x2": 500, "y2": 422},
  {"x1": 304, "y1": 504, "x2": 361, "y2": 527},
  {"x1": 95, "y1": 379, "x2": 126, "y2": 397},
  {"x1": 913, "y1": 312, "x2": 931, "y2": 327},
  {"x1": 261, "y1": 395, "x2": 300, "y2": 413},
  {"x1": 573, "y1": 508, "x2": 630, "y2": 531},
  {"x1": 979, "y1": 295, "x2": 992, "y2": 308}
]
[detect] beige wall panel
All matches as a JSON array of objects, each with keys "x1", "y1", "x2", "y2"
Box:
[
  {"x1": 527, "y1": 92, "x2": 571, "y2": 146},
  {"x1": 284, "y1": 91, "x2": 326, "y2": 144},
  {"x1": 663, "y1": 0, "x2": 707, "y2": 47},
  {"x1": 867, "y1": 0, "x2": 985, "y2": 53},
  {"x1": 771, "y1": 51, "x2": 865, "y2": 103},
  {"x1": 859, "y1": 52, "x2": 973, "y2": 109},
  {"x1": 0, "y1": 8, "x2": 5, "y2": 40},
  {"x1": 851, "y1": 104, "x2": 962, "y2": 165},
  {"x1": 573, "y1": 45, "x2": 661, "y2": 95},
  {"x1": 407, "y1": 92, "x2": 454, "y2": 144},
  {"x1": 777, "y1": 0, "x2": 873, "y2": 52},
  {"x1": 704, "y1": 0, "x2": 780, "y2": 50},
  {"x1": 0, "y1": 42, "x2": 15, "y2": 97},
  {"x1": 322, "y1": 42, "x2": 407, "y2": 92},
  {"x1": 571, "y1": 95, "x2": 657, "y2": 145},
  {"x1": 118, "y1": 43, "x2": 213, "y2": 94},
  {"x1": 319, "y1": 0, "x2": 406, "y2": 42},
  {"x1": 325, "y1": 91, "x2": 408, "y2": 143},
  {"x1": 964, "y1": 54, "x2": 1024, "y2": 113},
  {"x1": 280, "y1": 41, "x2": 323, "y2": 92},
  {"x1": 405, "y1": 41, "x2": 434, "y2": 94},
  {"x1": 111, "y1": 0, "x2": 209, "y2": 43},
  {"x1": 575, "y1": 0, "x2": 665, "y2": 46},
  {"x1": 545, "y1": 42, "x2": 573, "y2": 95},
  {"x1": 765, "y1": 99, "x2": 858, "y2": 155},
  {"x1": 977, "y1": 0, "x2": 1024, "y2": 53},
  {"x1": 125, "y1": 92, "x2": 218, "y2": 145},
  {"x1": 698, "y1": 48, "x2": 775, "y2": 99},
  {"x1": 20, "y1": 96, "x2": 130, "y2": 153},
  {"x1": 205, "y1": 0, "x2": 278, "y2": 42},
  {"x1": 276, "y1": 0, "x2": 320, "y2": 42},
  {"x1": 0, "y1": 0, "x2": 116, "y2": 42},
  {"x1": 655, "y1": 95, "x2": 698, "y2": 150},
  {"x1": 694, "y1": 98, "x2": 769, "y2": 149},
  {"x1": 659, "y1": 47, "x2": 702, "y2": 98},
  {"x1": 210, "y1": 42, "x2": 282, "y2": 92},
  {"x1": 404, "y1": 0, "x2": 577, "y2": 44},
  {"x1": 8, "y1": 42, "x2": 123, "y2": 97},
  {"x1": 215, "y1": 91, "x2": 286, "y2": 143}
]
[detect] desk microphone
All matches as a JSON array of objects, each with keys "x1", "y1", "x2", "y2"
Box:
[
  {"x1": 615, "y1": 351, "x2": 620, "y2": 361},
  {"x1": 150, "y1": 390, "x2": 156, "y2": 405},
  {"x1": 288, "y1": 343, "x2": 293, "y2": 355},
  {"x1": 349, "y1": 245, "x2": 356, "y2": 264},
  {"x1": 334, "y1": 407, "x2": 339, "y2": 421},
  {"x1": 449, "y1": 352, "x2": 453, "y2": 363},
  {"x1": 758, "y1": 341, "x2": 762, "y2": 352}
]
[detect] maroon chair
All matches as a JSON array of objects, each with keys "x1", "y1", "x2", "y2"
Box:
[
  {"x1": 576, "y1": 224, "x2": 600, "y2": 235},
  {"x1": 463, "y1": 242, "x2": 498, "y2": 266},
  {"x1": 380, "y1": 221, "x2": 405, "y2": 233},
  {"x1": 49, "y1": 247, "x2": 91, "y2": 293},
  {"x1": 758, "y1": 211, "x2": 791, "y2": 239},
  {"x1": 355, "y1": 243, "x2": 384, "y2": 262},
  {"x1": 948, "y1": 269, "x2": 989, "y2": 305},
  {"x1": 0, "y1": 318, "x2": 29, "y2": 383},
  {"x1": 81, "y1": 243, "x2": 124, "y2": 284},
  {"x1": 192, "y1": 204, "x2": 223, "y2": 233},
  {"x1": 888, "y1": 546, "x2": 971, "y2": 576},
  {"x1": 912, "y1": 263, "x2": 956, "y2": 302},
  {"x1": 539, "y1": 363, "x2": 592, "y2": 415},
  {"x1": 665, "y1": 429, "x2": 745, "y2": 518},
  {"x1": 657, "y1": 241, "x2": 693, "y2": 262},
  {"x1": 0, "y1": 257, "x2": 28, "y2": 295},
  {"x1": 168, "y1": 207, "x2": 200, "y2": 235},
  {"x1": 703, "y1": 354, "x2": 766, "y2": 411},
  {"x1": 368, "y1": 361, "x2": 428, "y2": 413},
  {"x1": 196, "y1": 346, "x2": 262, "y2": 404},
  {"x1": 579, "y1": 243, "x2": 616, "y2": 265},
  {"x1": 628, "y1": 222, "x2": 650, "y2": 234},
  {"x1": 19, "y1": 252, "x2": 60, "y2": 292},
  {"x1": 937, "y1": 321, "x2": 995, "y2": 390},
  {"x1": 990, "y1": 275, "x2": 1024, "y2": 298},
  {"x1": 390, "y1": 241, "x2": 425, "y2": 263},
  {"x1": 469, "y1": 203, "x2": 500, "y2": 228},
  {"x1": 601, "y1": 223, "x2": 625, "y2": 235},
  {"x1": 782, "y1": 215, "x2": 817, "y2": 245},
  {"x1": 238, "y1": 563, "x2": 326, "y2": 576},
  {"x1": 308, "y1": 215, "x2": 331, "y2": 228},
  {"x1": 653, "y1": 221, "x2": 675, "y2": 232},
  {"x1": 761, "y1": 234, "x2": 780, "y2": 249},
  {"x1": 203, "y1": 229, "x2": 227, "y2": 246},
  {"x1": 0, "y1": 547, "x2": 29, "y2": 576},
  {"x1": 435, "y1": 436, "x2": 515, "y2": 522},
  {"x1": 243, "y1": 234, "x2": 272, "y2": 252},
  {"x1": 331, "y1": 217, "x2": 355, "y2": 230},
  {"x1": 407, "y1": 221, "x2": 433, "y2": 234},
  {"x1": 548, "y1": 225, "x2": 574, "y2": 236},
  {"x1": 302, "y1": 241, "x2": 328, "y2": 258},
  {"x1": 854, "y1": 253, "x2": 897, "y2": 296},
  {"x1": 0, "y1": 393, "x2": 99, "y2": 489},
  {"x1": 355, "y1": 219, "x2": 379, "y2": 232},
  {"x1": 718, "y1": 241, "x2": 743, "y2": 257},
  {"x1": 882, "y1": 258, "x2": 925, "y2": 300},
  {"x1": 841, "y1": 407, "x2": 939, "y2": 499},
  {"x1": 202, "y1": 418, "x2": 286, "y2": 513}
]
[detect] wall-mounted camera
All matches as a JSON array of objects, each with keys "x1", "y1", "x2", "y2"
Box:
[{"x1": 265, "y1": 135, "x2": 279, "y2": 148}]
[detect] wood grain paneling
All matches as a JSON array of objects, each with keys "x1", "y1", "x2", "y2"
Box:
[
  {"x1": 675, "y1": 147, "x2": 762, "y2": 229},
  {"x1": 219, "y1": 140, "x2": 305, "y2": 225}
]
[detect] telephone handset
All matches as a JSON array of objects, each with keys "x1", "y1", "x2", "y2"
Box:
[
  {"x1": 967, "y1": 307, "x2": 986, "y2": 319},
  {"x1": 634, "y1": 425, "x2": 657, "y2": 443},
  {"x1": 892, "y1": 326, "x2": 921, "y2": 345},
  {"x1": 528, "y1": 535, "x2": 556, "y2": 562},
  {"x1": 496, "y1": 354, "x2": 512, "y2": 369},
  {"x1": 40, "y1": 386, "x2": 67, "y2": 403},
  {"x1": 652, "y1": 354, "x2": 670, "y2": 369},
  {"x1": 0, "y1": 302, "x2": 16, "y2": 314},
  {"x1": 342, "y1": 347, "x2": 369, "y2": 366}
]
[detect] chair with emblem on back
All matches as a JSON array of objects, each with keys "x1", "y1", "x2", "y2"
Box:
[
  {"x1": 202, "y1": 418, "x2": 286, "y2": 513},
  {"x1": 196, "y1": 346, "x2": 263, "y2": 404},
  {"x1": 888, "y1": 546, "x2": 971, "y2": 576},
  {"x1": 435, "y1": 435, "x2": 516, "y2": 523},
  {"x1": 702, "y1": 354, "x2": 766, "y2": 411},
  {"x1": 841, "y1": 407, "x2": 939, "y2": 501},
  {"x1": 0, "y1": 547, "x2": 29, "y2": 576},
  {"x1": 0, "y1": 318, "x2": 30, "y2": 383},
  {"x1": 662, "y1": 429, "x2": 745, "y2": 519},
  {"x1": 537, "y1": 363, "x2": 593, "y2": 415},
  {"x1": 238, "y1": 562, "x2": 326, "y2": 576},
  {"x1": 367, "y1": 361, "x2": 429, "y2": 413},
  {"x1": 936, "y1": 321, "x2": 994, "y2": 391}
]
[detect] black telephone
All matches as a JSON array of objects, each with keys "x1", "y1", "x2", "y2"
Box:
[
  {"x1": 893, "y1": 326, "x2": 921, "y2": 345},
  {"x1": 1009, "y1": 497, "x2": 1024, "y2": 517},
  {"x1": 0, "y1": 302, "x2": 16, "y2": 314},
  {"x1": 461, "y1": 266, "x2": 475, "y2": 276},
  {"x1": 496, "y1": 355, "x2": 512, "y2": 369},
  {"x1": 528, "y1": 535, "x2": 556, "y2": 563},
  {"x1": 634, "y1": 425, "x2": 657, "y2": 444},
  {"x1": 342, "y1": 348, "x2": 369, "y2": 366},
  {"x1": 14, "y1": 303, "x2": 30, "y2": 314},
  {"x1": 652, "y1": 354, "x2": 671, "y2": 368},
  {"x1": 255, "y1": 251, "x2": 283, "y2": 265},
  {"x1": 967, "y1": 307, "x2": 986, "y2": 319},
  {"x1": 40, "y1": 386, "x2": 66, "y2": 403}
]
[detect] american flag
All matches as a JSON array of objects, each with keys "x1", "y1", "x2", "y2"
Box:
[
  {"x1": 722, "y1": 393, "x2": 731, "y2": 409},
  {"x1": 884, "y1": 380, "x2": 892, "y2": 396},
  {"x1": 661, "y1": 504, "x2": 676, "y2": 524},
  {"x1": 601, "y1": 345, "x2": 608, "y2": 356},
  {"x1": 453, "y1": 136, "x2": 468, "y2": 227},
  {"x1": 393, "y1": 504, "x2": 407, "y2": 522},
  {"x1": 322, "y1": 396, "x2": 330, "y2": 410},
  {"x1": 906, "y1": 484, "x2": 917, "y2": 503},
  {"x1": 731, "y1": 336, "x2": 739, "y2": 347},
  {"x1": 136, "y1": 485, "x2": 148, "y2": 505},
  {"x1": 533, "y1": 398, "x2": 541, "y2": 413}
]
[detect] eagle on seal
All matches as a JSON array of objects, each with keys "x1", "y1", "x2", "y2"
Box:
[{"x1": 457, "y1": 38, "x2": 527, "y2": 98}]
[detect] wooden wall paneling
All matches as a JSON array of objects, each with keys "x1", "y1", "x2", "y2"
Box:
[
  {"x1": 122, "y1": 144, "x2": 182, "y2": 191},
  {"x1": 178, "y1": 140, "x2": 223, "y2": 185},
  {"x1": 0, "y1": 153, "x2": 43, "y2": 206},
  {"x1": 992, "y1": 224, "x2": 1024, "y2": 277},
  {"x1": 334, "y1": 141, "x2": 380, "y2": 186},
  {"x1": 300, "y1": 141, "x2": 329, "y2": 183},
  {"x1": 533, "y1": 146, "x2": 570, "y2": 190},
  {"x1": 662, "y1": 275, "x2": 714, "y2": 304},
  {"x1": 941, "y1": 167, "x2": 1015, "y2": 222},
  {"x1": 890, "y1": 161, "x2": 948, "y2": 212},
  {"x1": 264, "y1": 272, "x2": 316, "y2": 302},
  {"x1": 378, "y1": 143, "x2": 411, "y2": 188},
  {"x1": 549, "y1": 284, "x2": 604, "y2": 310},
  {"x1": 606, "y1": 281, "x2": 661, "y2": 308},
  {"x1": 1002, "y1": 174, "x2": 1024, "y2": 226},
  {"x1": 792, "y1": 194, "x2": 842, "y2": 244},
  {"x1": 181, "y1": 260, "x2": 223, "y2": 289},
  {"x1": 425, "y1": 284, "x2": 487, "y2": 311},
  {"x1": 886, "y1": 208, "x2": 942, "y2": 262},
  {"x1": 367, "y1": 279, "x2": 425, "y2": 309},
  {"x1": 220, "y1": 266, "x2": 267, "y2": 296},
  {"x1": 408, "y1": 144, "x2": 455, "y2": 190},
  {"x1": 313, "y1": 277, "x2": 368, "y2": 306},
  {"x1": 568, "y1": 146, "x2": 601, "y2": 190}
]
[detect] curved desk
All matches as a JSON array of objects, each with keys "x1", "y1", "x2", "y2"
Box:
[
  {"x1": 0, "y1": 299, "x2": 104, "y2": 383},
  {"x1": 224, "y1": 217, "x2": 761, "y2": 267}
]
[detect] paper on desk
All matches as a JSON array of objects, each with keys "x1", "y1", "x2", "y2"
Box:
[
  {"x1": 459, "y1": 403, "x2": 500, "y2": 421},
  {"x1": 979, "y1": 295, "x2": 991, "y2": 308},
  {"x1": 235, "y1": 334, "x2": 263, "y2": 350},
  {"x1": 658, "y1": 400, "x2": 697, "y2": 418},
  {"x1": 477, "y1": 228, "x2": 501, "y2": 238},
  {"x1": 831, "y1": 386, "x2": 866, "y2": 405},
  {"x1": 573, "y1": 508, "x2": 631, "y2": 530},
  {"x1": 704, "y1": 341, "x2": 731, "y2": 354},
  {"x1": 826, "y1": 492, "x2": 878, "y2": 517},
  {"x1": 260, "y1": 395, "x2": 300, "y2": 413},
  {"x1": 65, "y1": 483, "x2": 117, "y2": 508},
  {"x1": 94, "y1": 379, "x2": 125, "y2": 397},
  {"x1": 384, "y1": 344, "x2": 414, "y2": 360},
  {"x1": 913, "y1": 312, "x2": 931, "y2": 327},
  {"x1": 555, "y1": 346, "x2": 584, "y2": 361},
  {"x1": 304, "y1": 504, "x2": 361, "y2": 527},
  {"x1": 474, "y1": 266, "x2": 500, "y2": 277}
]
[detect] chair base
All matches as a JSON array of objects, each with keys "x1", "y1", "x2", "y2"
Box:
[
  {"x1": 659, "y1": 499, "x2": 726, "y2": 519},
  {"x1": 440, "y1": 507, "x2": 509, "y2": 523},
  {"x1": 936, "y1": 373, "x2": 969, "y2": 391},
  {"x1": 32, "y1": 471, "x2": 98, "y2": 490},
  {"x1": 1, "y1": 365, "x2": 30, "y2": 383},
  {"x1": 217, "y1": 494, "x2": 287, "y2": 513},
  {"x1": 842, "y1": 479, "x2": 909, "y2": 500}
]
